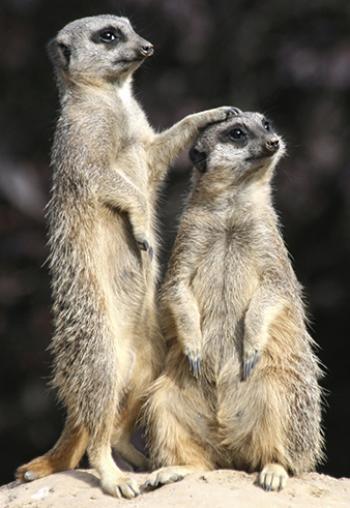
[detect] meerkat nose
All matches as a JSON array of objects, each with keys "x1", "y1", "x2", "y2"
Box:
[
  {"x1": 139, "y1": 43, "x2": 154, "y2": 57},
  {"x1": 265, "y1": 138, "x2": 280, "y2": 153}
]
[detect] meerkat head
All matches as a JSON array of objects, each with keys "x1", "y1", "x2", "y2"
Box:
[
  {"x1": 47, "y1": 15, "x2": 154, "y2": 86},
  {"x1": 189, "y1": 110, "x2": 286, "y2": 186}
]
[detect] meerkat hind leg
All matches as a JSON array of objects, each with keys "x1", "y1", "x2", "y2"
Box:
[
  {"x1": 16, "y1": 419, "x2": 88, "y2": 481},
  {"x1": 88, "y1": 409, "x2": 141, "y2": 499},
  {"x1": 144, "y1": 373, "x2": 214, "y2": 490},
  {"x1": 89, "y1": 444, "x2": 140, "y2": 499},
  {"x1": 259, "y1": 463, "x2": 288, "y2": 491},
  {"x1": 111, "y1": 390, "x2": 149, "y2": 471},
  {"x1": 113, "y1": 440, "x2": 148, "y2": 470}
]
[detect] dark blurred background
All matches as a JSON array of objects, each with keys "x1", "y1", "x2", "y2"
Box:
[{"x1": 0, "y1": 0, "x2": 349, "y2": 485}]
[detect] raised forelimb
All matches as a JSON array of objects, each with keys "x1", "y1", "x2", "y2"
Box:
[
  {"x1": 149, "y1": 106, "x2": 238, "y2": 182},
  {"x1": 242, "y1": 280, "x2": 285, "y2": 380},
  {"x1": 96, "y1": 168, "x2": 152, "y2": 256}
]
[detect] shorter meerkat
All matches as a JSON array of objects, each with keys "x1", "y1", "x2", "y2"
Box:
[
  {"x1": 16, "y1": 15, "x2": 235, "y2": 499},
  {"x1": 143, "y1": 110, "x2": 324, "y2": 492}
]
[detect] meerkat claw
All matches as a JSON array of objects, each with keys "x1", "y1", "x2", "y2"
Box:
[
  {"x1": 183, "y1": 346, "x2": 202, "y2": 378},
  {"x1": 227, "y1": 106, "x2": 242, "y2": 119},
  {"x1": 186, "y1": 355, "x2": 201, "y2": 378},
  {"x1": 259, "y1": 464, "x2": 288, "y2": 492},
  {"x1": 137, "y1": 239, "x2": 149, "y2": 251},
  {"x1": 242, "y1": 350, "x2": 260, "y2": 381},
  {"x1": 23, "y1": 471, "x2": 37, "y2": 482},
  {"x1": 137, "y1": 239, "x2": 153, "y2": 258}
]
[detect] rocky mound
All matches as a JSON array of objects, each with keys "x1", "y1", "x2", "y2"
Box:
[{"x1": 1, "y1": 469, "x2": 349, "y2": 508}]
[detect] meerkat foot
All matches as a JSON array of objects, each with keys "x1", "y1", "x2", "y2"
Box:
[
  {"x1": 259, "y1": 463, "x2": 288, "y2": 491},
  {"x1": 16, "y1": 455, "x2": 58, "y2": 482},
  {"x1": 242, "y1": 349, "x2": 260, "y2": 380},
  {"x1": 184, "y1": 347, "x2": 202, "y2": 378},
  {"x1": 144, "y1": 466, "x2": 195, "y2": 490},
  {"x1": 101, "y1": 475, "x2": 140, "y2": 499}
]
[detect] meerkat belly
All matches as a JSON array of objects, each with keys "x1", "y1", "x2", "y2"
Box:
[
  {"x1": 192, "y1": 235, "x2": 258, "y2": 367},
  {"x1": 94, "y1": 207, "x2": 149, "y2": 326}
]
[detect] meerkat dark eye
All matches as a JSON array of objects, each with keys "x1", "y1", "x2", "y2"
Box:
[
  {"x1": 229, "y1": 128, "x2": 246, "y2": 140},
  {"x1": 99, "y1": 30, "x2": 118, "y2": 43},
  {"x1": 263, "y1": 119, "x2": 271, "y2": 131}
]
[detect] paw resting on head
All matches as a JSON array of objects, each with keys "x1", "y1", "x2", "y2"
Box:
[
  {"x1": 201, "y1": 106, "x2": 242, "y2": 131},
  {"x1": 216, "y1": 106, "x2": 242, "y2": 123},
  {"x1": 226, "y1": 106, "x2": 242, "y2": 119}
]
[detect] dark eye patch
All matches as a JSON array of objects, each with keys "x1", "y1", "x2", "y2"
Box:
[
  {"x1": 262, "y1": 118, "x2": 271, "y2": 131},
  {"x1": 91, "y1": 26, "x2": 125, "y2": 45},
  {"x1": 229, "y1": 128, "x2": 246, "y2": 140},
  {"x1": 222, "y1": 124, "x2": 248, "y2": 141}
]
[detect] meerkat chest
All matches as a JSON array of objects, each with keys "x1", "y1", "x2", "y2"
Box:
[
  {"x1": 111, "y1": 97, "x2": 154, "y2": 192},
  {"x1": 223, "y1": 229, "x2": 260, "y2": 313},
  {"x1": 191, "y1": 223, "x2": 258, "y2": 324},
  {"x1": 115, "y1": 143, "x2": 149, "y2": 184}
]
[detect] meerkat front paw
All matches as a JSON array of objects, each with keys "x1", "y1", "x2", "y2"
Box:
[
  {"x1": 202, "y1": 106, "x2": 241, "y2": 126},
  {"x1": 242, "y1": 346, "x2": 261, "y2": 381},
  {"x1": 136, "y1": 238, "x2": 154, "y2": 259},
  {"x1": 184, "y1": 346, "x2": 202, "y2": 378}
]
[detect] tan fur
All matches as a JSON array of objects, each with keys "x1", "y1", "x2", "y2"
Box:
[
  {"x1": 144, "y1": 111, "x2": 324, "y2": 492},
  {"x1": 15, "y1": 15, "x2": 235, "y2": 498}
]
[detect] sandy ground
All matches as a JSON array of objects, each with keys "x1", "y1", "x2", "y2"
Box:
[{"x1": 1, "y1": 469, "x2": 350, "y2": 508}]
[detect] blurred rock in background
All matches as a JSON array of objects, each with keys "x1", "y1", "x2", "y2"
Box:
[{"x1": 0, "y1": 0, "x2": 349, "y2": 483}]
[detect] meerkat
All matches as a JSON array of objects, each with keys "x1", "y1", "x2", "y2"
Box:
[
  {"x1": 143, "y1": 110, "x2": 324, "y2": 492},
  {"x1": 15, "y1": 15, "x2": 235, "y2": 499}
]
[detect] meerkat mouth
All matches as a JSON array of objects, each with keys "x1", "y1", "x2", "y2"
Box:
[
  {"x1": 246, "y1": 153, "x2": 275, "y2": 162},
  {"x1": 114, "y1": 57, "x2": 144, "y2": 66}
]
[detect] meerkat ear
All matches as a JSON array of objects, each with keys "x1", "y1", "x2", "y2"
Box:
[{"x1": 47, "y1": 38, "x2": 71, "y2": 70}]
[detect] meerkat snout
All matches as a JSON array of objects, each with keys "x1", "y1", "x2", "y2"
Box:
[
  {"x1": 265, "y1": 137, "x2": 280, "y2": 153},
  {"x1": 139, "y1": 42, "x2": 154, "y2": 57}
]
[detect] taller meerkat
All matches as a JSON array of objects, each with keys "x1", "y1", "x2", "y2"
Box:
[
  {"x1": 144, "y1": 111, "x2": 324, "y2": 492},
  {"x1": 16, "y1": 15, "x2": 234, "y2": 498}
]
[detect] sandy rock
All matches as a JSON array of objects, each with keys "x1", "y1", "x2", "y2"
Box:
[{"x1": 1, "y1": 469, "x2": 349, "y2": 508}]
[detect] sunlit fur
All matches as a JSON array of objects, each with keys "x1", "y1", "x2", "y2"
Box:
[
  {"x1": 144, "y1": 112, "x2": 324, "y2": 492},
  {"x1": 15, "y1": 15, "x2": 235, "y2": 499}
]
